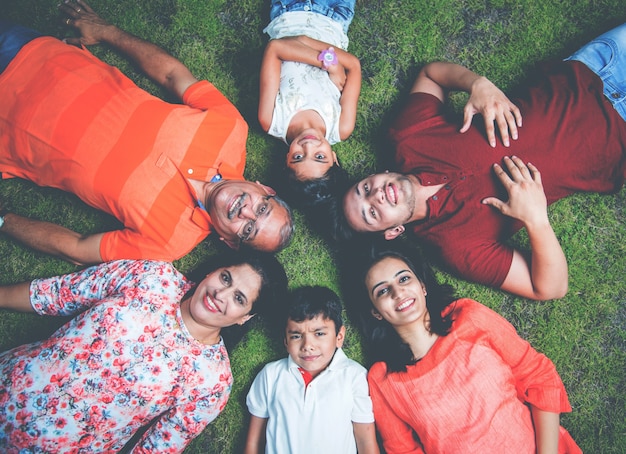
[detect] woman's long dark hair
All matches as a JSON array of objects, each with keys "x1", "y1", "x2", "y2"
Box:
[
  {"x1": 185, "y1": 250, "x2": 287, "y2": 350},
  {"x1": 343, "y1": 239, "x2": 456, "y2": 372}
]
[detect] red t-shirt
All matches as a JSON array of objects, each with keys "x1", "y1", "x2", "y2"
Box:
[
  {"x1": 390, "y1": 61, "x2": 626, "y2": 287},
  {"x1": 0, "y1": 37, "x2": 247, "y2": 261}
]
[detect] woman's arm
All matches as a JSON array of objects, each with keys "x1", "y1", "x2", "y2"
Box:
[
  {"x1": 0, "y1": 282, "x2": 34, "y2": 312},
  {"x1": 531, "y1": 407, "x2": 560, "y2": 454}
]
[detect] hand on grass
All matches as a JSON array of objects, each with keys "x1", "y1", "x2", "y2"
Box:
[{"x1": 59, "y1": 0, "x2": 114, "y2": 47}]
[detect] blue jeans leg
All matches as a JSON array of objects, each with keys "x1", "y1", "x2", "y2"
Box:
[
  {"x1": 565, "y1": 22, "x2": 626, "y2": 121},
  {"x1": 0, "y1": 21, "x2": 42, "y2": 74},
  {"x1": 269, "y1": 0, "x2": 356, "y2": 34}
]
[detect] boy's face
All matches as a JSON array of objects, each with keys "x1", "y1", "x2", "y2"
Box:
[{"x1": 284, "y1": 315, "x2": 345, "y2": 378}]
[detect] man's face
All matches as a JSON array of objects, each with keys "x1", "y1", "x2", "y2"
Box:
[
  {"x1": 343, "y1": 172, "x2": 416, "y2": 235},
  {"x1": 206, "y1": 180, "x2": 290, "y2": 252}
]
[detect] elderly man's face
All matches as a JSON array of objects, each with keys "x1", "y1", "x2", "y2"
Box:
[
  {"x1": 343, "y1": 172, "x2": 416, "y2": 234},
  {"x1": 207, "y1": 180, "x2": 291, "y2": 252}
]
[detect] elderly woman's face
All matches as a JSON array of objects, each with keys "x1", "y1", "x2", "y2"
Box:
[{"x1": 365, "y1": 256, "x2": 428, "y2": 328}]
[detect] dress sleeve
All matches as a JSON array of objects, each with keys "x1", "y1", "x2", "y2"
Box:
[
  {"x1": 29, "y1": 260, "x2": 173, "y2": 316},
  {"x1": 130, "y1": 389, "x2": 229, "y2": 453},
  {"x1": 463, "y1": 299, "x2": 572, "y2": 413},
  {"x1": 246, "y1": 365, "x2": 271, "y2": 419},
  {"x1": 368, "y1": 364, "x2": 425, "y2": 454}
]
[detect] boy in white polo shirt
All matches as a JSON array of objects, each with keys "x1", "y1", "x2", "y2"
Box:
[{"x1": 244, "y1": 286, "x2": 379, "y2": 454}]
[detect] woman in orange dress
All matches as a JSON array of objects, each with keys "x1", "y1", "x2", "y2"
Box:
[{"x1": 348, "y1": 242, "x2": 581, "y2": 454}]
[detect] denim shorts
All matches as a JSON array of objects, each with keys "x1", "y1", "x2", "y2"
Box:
[
  {"x1": 0, "y1": 21, "x2": 42, "y2": 74},
  {"x1": 269, "y1": 0, "x2": 355, "y2": 34},
  {"x1": 565, "y1": 22, "x2": 626, "y2": 121}
]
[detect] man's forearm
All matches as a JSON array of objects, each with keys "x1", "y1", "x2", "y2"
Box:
[
  {"x1": 528, "y1": 220, "x2": 569, "y2": 299},
  {"x1": 0, "y1": 212, "x2": 103, "y2": 265},
  {"x1": 421, "y1": 61, "x2": 483, "y2": 93},
  {"x1": 62, "y1": 0, "x2": 197, "y2": 98}
]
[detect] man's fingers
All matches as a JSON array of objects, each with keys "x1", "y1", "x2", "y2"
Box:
[
  {"x1": 460, "y1": 106, "x2": 475, "y2": 134},
  {"x1": 484, "y1": 116, "x2": 496, "y2": 147},
  {"x1": 495, "y1": 115, "x2": 511, "y2": 147},
  {"x1": 481, "y1": 196, "x2": 505, "y2": 212}
]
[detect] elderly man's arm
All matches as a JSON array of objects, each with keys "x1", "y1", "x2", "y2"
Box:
[
  {"x1": 411, "y1": 61, "x2": 522, "y2": 148},
  {"x1": 483, "y1": 156, "x2": 568, "y2": 300},
  {"x1": 0, "y1": 212, "x2": 103, "y2": 266},
  {"x1": 60, "y1": 0, "x2": 198, "y2": 99}
]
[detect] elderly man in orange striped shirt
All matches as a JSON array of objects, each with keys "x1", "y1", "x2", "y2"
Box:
[{"x1": 0, "y1": 1, "x2": 294, "y2": 265}]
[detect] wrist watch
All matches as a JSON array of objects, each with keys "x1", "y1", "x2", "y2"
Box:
[
  {"x1": 0, "y1": 208, "x2": 9, "y2": 229},
  {"x1": 318, "y1": 47, "x2": 338, "y2": 69}
]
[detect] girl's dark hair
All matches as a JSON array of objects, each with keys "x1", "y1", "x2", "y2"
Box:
[
  {"x1": 343, "y1": 239, "x2": 456, "y2": 372},
  {"x1": 285, "y1": 286, "x2": 344, "y2": 335},
  {"x1": 283, "y1": 164, "x2": 350, "y2": 210},
  {"x1": 185, "y1": 250, "x2": 287, "y2": 350}
]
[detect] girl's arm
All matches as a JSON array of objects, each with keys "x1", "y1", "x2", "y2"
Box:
[
  {"x1": 531, "y1": 407, "x2": 560, "y2": 454},
  {"x1": 353, "y1": 422, "x2": 380, "y2": 454},
  {"x1": 258, "y1": 37, "x2": 361, "y2": 132},
  {"x1": 244, "y1": 415, "x2": 268, "y2": 454},
  {"x1": 337, "y1": 52, "x2": 361, "y2": 140}
]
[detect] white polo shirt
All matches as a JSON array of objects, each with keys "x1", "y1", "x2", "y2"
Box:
[{"x1": 246, "y1": 348, "x2": 374, "y2": 454}]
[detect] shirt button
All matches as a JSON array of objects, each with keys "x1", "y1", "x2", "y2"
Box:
[
  {"x1": 460, "y1": 176, "x2": 466, "y2": 180},
  {"x1": 304, "y1": 5, "x2": 310, "y2": 10},
  {"x1": 612, "y1": 92, "x2": 621, "y2": 99},
  {"x1": 432, "y1": 195, "x2": 438, "y2": 201},
  {"x1": 444, "y1": 184, "x2": 450, "y2": 190},
  {"x1": 187, "y1": 169, "x2": 193, "y2": 175},
  {"x1": 443, "y1": 176, "x2": 448, "y2": 180}
]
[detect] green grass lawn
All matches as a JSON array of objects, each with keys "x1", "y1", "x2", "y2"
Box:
[{"x1": 2, "y1": 0, "x2": 625, "y2": 452}]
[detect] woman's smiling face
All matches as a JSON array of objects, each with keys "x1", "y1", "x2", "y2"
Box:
[
  {"x1": 187, "y1": 264, "x2": 262, "y2": 332},
  {"x1": 365, "y1": 256, "x2": 428, "y2": 328}
]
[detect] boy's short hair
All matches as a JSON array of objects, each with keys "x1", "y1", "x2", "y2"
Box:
[{"x1": 286, "y1": 286, "x2": 344, "y2": 334}]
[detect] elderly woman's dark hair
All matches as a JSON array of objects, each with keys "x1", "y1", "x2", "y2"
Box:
[
  {"x1": 185, "y1": 250, "x2": 287, "y2": 349},
  {"x1": 343, "y1": 239, "x2": 456, "y2": 373}
]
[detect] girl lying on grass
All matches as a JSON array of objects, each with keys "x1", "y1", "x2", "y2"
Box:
[
  {"x1": 259, "y1": 0, "x2": 361, "y2": 208},
  {"x1": 0, "y1": 251, "x2": 286, "y2": 453},
  {"x1": 348, "y1": 242, "x2": 581, "y2": 454}
]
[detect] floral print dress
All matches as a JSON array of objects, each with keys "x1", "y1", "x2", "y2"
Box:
[{"x1": 0, "y1": 260, "x2": 232, "y2": 453}]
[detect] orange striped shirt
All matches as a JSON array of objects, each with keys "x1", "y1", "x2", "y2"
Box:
[{"x1": 0, "y1": 37, "x2": 247, "y2": 261}]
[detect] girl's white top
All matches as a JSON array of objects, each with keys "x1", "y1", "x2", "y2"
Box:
[{"x1": 264, "y1": 12, "x2": 349, "y2": 145}]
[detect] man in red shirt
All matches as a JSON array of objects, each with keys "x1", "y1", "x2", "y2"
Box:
[
  {"x1": 338, "y1": 24, "x2": 626, "y2": 300},
  {"x1": 0, "y1": 1, "x2": 294, "y2": 264}
]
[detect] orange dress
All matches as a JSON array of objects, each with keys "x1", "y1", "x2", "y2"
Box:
[
  {"x1": 0, "y1": 37, "x2": 247, "y2": 261},
  {"x1": 368, "y1": 299, "x2": 581, "y2": 453}
]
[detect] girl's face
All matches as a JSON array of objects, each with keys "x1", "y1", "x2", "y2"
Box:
[
  {"x1": 287, "y1": 131, "x2": 338, "y2": 180},
  {"x1": 187, "y1": 264, "x2": 262, "y2": 332},
  {"x1": 364, "y1": 256, "x2": 428, "y2": 328}
]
